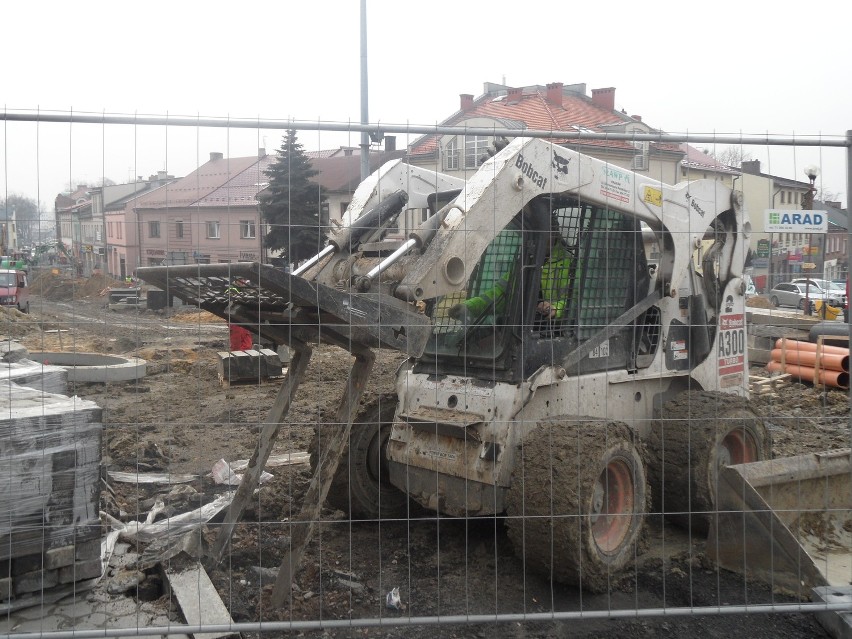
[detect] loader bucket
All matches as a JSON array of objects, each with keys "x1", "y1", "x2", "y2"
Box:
[{"x1": 708, "y1": 448, "x2": 852, "y2": 593}]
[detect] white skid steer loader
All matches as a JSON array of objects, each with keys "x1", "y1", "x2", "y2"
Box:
[{"x1": 140, "y1": 137, "x2": 778, "y2": 594}]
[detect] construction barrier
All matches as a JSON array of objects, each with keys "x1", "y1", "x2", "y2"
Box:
[{"x1": 769, "y1": 338, "x2": 851, "y2": 389}]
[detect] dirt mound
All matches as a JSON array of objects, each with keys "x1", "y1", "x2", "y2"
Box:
[
  {"x1": 29, "y1": 272, "x2": 127, "y2": 301},
  {"x1": 0, "y1": 306, "x2": 41, "y2": 338},
  {"x1": 747, "y1": 296, "x2": 774, "y2": 308},
  {"x1": 170, "y1": 309, "x2": 225, "y2": 324},
  {"x1": 76, "y1": 273, "x2": 127, "y2": 298}
]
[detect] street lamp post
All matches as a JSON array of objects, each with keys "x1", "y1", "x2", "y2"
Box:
[{"x1": 803, "y1": 165, "x2": 819, "y2": 315}]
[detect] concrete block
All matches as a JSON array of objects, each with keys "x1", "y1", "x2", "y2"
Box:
[
  {"x1": 14, "y1": 568, "x2": 58, "y2": 595},
  {"x1": 260, "y1": 348, "x2": 283, "y2": 377},
  {"x1": 58, "y1": 558, "x2": 103, "y2": 584},
  {"x1": 45, "y1": 545, "x2": 75, "y2": 570},
  {"x1": 75, "y1": 538, "x2": 102, "y2": 561},
  {"x1": 11, "y1": 553, "x2": 42, "y2": 576},
  {"x1": 0, "y1": 576, "x2": 11, "y2": 601},
  {"x1": 165, "y1": 564, "x2": 236, "y2": 639},
  {"x1": 812, "y1": 586, "x2": 852, "y2": 639}
]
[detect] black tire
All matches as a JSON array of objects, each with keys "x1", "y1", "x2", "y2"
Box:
[
  {"x1": 770, "y1": 296, "x2": 779, "y2": 307},
  {"x1": 310, "y1": 394, "x2": 409, "y2": 520},
  {"x1": 505, "y1": 418, "x2": 648, "y2": 593},
  {"x1": 647, "y1": 390, "x2": 770, "y2": 534},
  {"x1": 797, "y1": 298, "x2": 806, "y2": 310},
  {"x1": 23, "y1": 301, "x2": 29, "y2": 314}
]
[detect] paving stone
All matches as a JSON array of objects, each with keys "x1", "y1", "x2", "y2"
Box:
[
  {"x1": 45, "y1": 545, "x2": 75, "y2": 570},
  {"x1": 58, "y1": 558, "x2": 103, "y2": 584},
  {"x1": 14, "y1": 567, "x2": 59, "y2": 595},
  {"x1": 11, "y1": 553, "x2": 43, "y2": 576},
  {"x1": 75, "y1": 538, "x2": 102, "y2": 561},
  {"x1": 0, "y1": 576, "x2": 11, "y2": 600}
]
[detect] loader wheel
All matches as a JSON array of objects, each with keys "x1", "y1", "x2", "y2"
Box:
[
  {"x1": 505, "y1": 418, "x2": 648, "y2": 593},
  {"x1": 310, "y1": 394, "x2": 410, "y2": 520},
  {"x1": 648, "y1": 390, "x2": 770, "y2": 534}
]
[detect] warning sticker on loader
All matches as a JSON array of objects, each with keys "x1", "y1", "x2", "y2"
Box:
[{"x1": 718, "y1": 313, "x2": 745, "y2": 377}]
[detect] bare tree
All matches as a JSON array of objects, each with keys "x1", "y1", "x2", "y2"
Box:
[
  {"x1": 707, "y1": 145, "x2": 753, "y2": 168},
  {"x1": 816, "y1": 188, "x2": 841, "y2": 205}
]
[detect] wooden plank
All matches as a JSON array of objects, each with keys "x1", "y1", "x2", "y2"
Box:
[
  {"x1": 165, "y1": 564, "x2": 236, "y2": 639},
  {"x1": 270, "y1": 347, "x2": 375, "y2": 607},
  {"x1": 208, "y1": 343, "x2": 312, "y2": 566}
]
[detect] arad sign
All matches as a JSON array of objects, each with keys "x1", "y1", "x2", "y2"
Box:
[{"x1": 765, "y1": 209, "x2": 828, "y2": 233}]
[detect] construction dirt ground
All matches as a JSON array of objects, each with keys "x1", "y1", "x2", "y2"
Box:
[{"x1": 3, "y1": 272, "x2": 850, "y2": 638}]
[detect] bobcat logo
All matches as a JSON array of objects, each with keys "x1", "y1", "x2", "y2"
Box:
[
  {"x1": 725, "y1": 295, "x2": 734, "y2": 313},
  {"x1": 552, "y1": 152, "x2": 571, "y2": 176}
]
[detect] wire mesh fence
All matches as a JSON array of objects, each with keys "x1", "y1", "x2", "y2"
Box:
[{"x1": 0, "y1": 111, "x2": 850, "y2": 638}]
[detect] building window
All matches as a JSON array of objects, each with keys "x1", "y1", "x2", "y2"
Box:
[
  {"x1": 117, "y1": 224, "x2": 122, "y2": 240},
  {"x1": 464, "y1": 135, "x2": 490, "y2": 169},
  {"x1": 175, "y1": 221, "x2": 184, "y2": 239},
  {"x1": 148, "y1": 221, "x2": 160, "y2": 238},
  {"x1": 207, "y1": 221, "x2": 220, "y2": 239},
  {"x1": 795, "y1": 192, "x2": 801, "y2": 204},
  {"x1": 444, "y1": 137, "x2": 459, "y2": 170},
  {"x1": 240, "y1": 220, "x2": 256, "y2": 239}
]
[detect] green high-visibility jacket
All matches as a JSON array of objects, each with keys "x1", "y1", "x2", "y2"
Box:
[{"x1": 464, "y1": 244, "x2": 571, "y2": 319}]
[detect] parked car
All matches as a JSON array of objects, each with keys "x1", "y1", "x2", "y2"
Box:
[
  {"x1": 0, "y1": 268, "x2": 30, "y2": 313},
  {"x1": 789, "y1": 278, "x2": 847, "y2": 307},
  {"x1": 768, "y1": 282, "x2": 837, "y2": 310}
]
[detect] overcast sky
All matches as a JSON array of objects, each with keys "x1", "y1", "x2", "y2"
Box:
[{"x1": 2, "y1": 0, "x2": 849, "y2": 214}]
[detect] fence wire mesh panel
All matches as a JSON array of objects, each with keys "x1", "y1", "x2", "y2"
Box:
[{"x1": 0, "y1": 111, "x2": 850, "y2": 639}]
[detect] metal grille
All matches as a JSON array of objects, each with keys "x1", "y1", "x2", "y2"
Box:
[{"x1": 0, "y1": 110, "x2": 850, "y2": 639}]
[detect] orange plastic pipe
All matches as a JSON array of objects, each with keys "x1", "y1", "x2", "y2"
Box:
[
  {"x1": 773, "y1": 338, "x2": 850, "y2": 356},
  {"x1": 766, "y1": 360, "x2": 849, "y2": 389},
  {"x1": 770, "y1": 348, "x2": 849, "y2": 372}
]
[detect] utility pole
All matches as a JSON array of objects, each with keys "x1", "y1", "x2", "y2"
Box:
[{"x1": 359, "y1": 0, "x2": 370, "y2": 181}]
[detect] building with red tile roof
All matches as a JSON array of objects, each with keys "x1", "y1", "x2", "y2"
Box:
[
  {"x1": 130, "y1": 151, "x2": 271, "y2": 269},
  {"x1": 406, "y1": 81, "x2": 684, "y2": 185}
]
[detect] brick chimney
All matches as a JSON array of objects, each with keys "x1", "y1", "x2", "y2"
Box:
[
  {"x1": 460, "y1": 94, "x2": 474, "y2": 111},
  {"x1": 546, "y1": 82, "x2": 563, "y2": 106},
  {"x1": 210, "y1": 151, "x2": 224, "y2": 161},
  {"x1": 258, "y1": 147, "x2": 267, "y2": 158},
  {"x1": 591, "y1": 87, "x2": 616, "y2": 111},
  {"x1": 631, "y1": 115, "x2": 642, "y2": 122},
  {"x1": 741, "y1": 160, "x2": 761, "y2": 174},
  {"x1": 506, "y1": 87, "x2": 523, "y2": 104}
]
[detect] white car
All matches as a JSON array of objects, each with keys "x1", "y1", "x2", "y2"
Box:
[{"x1": 789, "y1": 278, "x2": 847, "y2": 307}]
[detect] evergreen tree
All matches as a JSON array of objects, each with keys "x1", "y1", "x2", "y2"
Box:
[{"x1": 260, "y1": 130, "x2": 325, "y2": 265}]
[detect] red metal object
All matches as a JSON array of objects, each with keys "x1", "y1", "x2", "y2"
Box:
[{"x1": 229, "y1": 324, "x2": 253, "y2": 351}]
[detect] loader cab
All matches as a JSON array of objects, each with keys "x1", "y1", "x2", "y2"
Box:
[{"x1": 419, "y1": 195, "x2": 656, "y2": 380}]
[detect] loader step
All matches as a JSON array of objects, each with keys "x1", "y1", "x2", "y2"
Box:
[{"x1": 217, "y1": 348, "x2": 284, "y2": 387}]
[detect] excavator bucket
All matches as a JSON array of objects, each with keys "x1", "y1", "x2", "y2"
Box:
[
  {"x1": 136, "y1": 262, "x2": 432, "y2": 357},
  {"x1": 708, "y1": 448, "x2": 852, "y2": 593}
]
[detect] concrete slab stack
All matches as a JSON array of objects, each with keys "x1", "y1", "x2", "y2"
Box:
[
  {"x1": 0, "y1": 381, "x2": 103, "y2": 602},
  {"x1": 0, "y1": 358, "x2": 68, "y2": 395}
]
